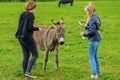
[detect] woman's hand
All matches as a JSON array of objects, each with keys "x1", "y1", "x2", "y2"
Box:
[
  {"x1": 79, "y1": 22, "x2": 86, "y2": 28},
  {"x1": 39, "y1": 27, "x2": 41, "y2": 30},
  {"x1": 80, "y1": 32, "x2": 84, "y2": 37},
  {"x1": 34, "y1": 25, "x2": 41, "y2": 31},
  {"x1": 81, "y1": 23, "x2": 86, "y2": 28},
  {"x1": 80, "y1": 32, "x2": 85, "y2": 39}
]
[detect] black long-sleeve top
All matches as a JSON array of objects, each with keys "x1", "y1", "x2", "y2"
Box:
[{"x1": 15, "y1": 11, "x2": 39, "y2": 40}]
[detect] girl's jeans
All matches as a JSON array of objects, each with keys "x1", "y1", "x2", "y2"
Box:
[{"x1": 88, "y1": 42, "x2": 100, "y2": 75}]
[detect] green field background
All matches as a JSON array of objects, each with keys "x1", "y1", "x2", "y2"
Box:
[{"x1": 0, "y1": 1, "x2": 120, "y2": 80}]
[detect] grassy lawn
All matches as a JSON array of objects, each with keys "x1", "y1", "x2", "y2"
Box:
[{"x1": 0, "y1": 1, "x2": 120, "y2": 80}]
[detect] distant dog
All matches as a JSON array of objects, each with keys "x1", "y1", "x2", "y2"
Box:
[{"x1": 58, "y1": 0, "x2": 74, "y2": 7}]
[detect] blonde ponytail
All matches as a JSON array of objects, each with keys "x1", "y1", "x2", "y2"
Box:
[{"x1": 85, "y1": 2, "x2": 96, "y2": 23}]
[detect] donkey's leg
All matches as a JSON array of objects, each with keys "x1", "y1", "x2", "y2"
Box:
[
  {"x1": 43, "y1": 49, "x2": 49, "y2": 72},
  {"x1": 54, "y1": 47, "x2": 59, "y2": 71},
  {"x1": 58, "y1": 1, "x2": 62, "y2": 7},
  {"x1": 71, "y1": 2, "x2": 73, "y2": 6}
]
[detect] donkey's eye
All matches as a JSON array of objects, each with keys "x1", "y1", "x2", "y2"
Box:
[
  {"x1": 57, "y1": 31, "x2": 59, "y2": 33},
  {"x1": 57, "y1": 30, "x2": 59, "y2": 33}
]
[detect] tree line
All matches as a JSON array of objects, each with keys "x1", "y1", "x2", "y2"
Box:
[
  {"x1": 0, "y1": 0, "x2": 86, "y2": 2},
  {"x1": 0, "y1": 0, "x2": 113, "y2": 2},
  {"x1": 0, "y1": 0, "x2": 59, "y2": 2}
]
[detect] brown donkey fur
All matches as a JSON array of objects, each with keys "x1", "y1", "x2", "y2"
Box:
[{"x1": 33, "y1": 18, "x2": 65, "y2": 71}]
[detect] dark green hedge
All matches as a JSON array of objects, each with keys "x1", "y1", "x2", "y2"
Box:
[
  {"x1": 0, "y1": 0, "x2": 56, "y2": 2},
  {"x1": 0, "y1": 0, "x2": 117, "y2": 2}
]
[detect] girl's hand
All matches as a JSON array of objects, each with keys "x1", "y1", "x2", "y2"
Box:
[
  {"x1": 39, "y1": 27, "x2": 41, "y2": 30},
  {"x1": 80, "y1": 32, "x2": 84, "y2": 37},
  {"x1": 80, "y1": 32, "x2": 85, "y2": 39},
  {"x1": 79, "y1": 22, "x2": 86, "y2": 28},
  {"x1": 81, "y1": 23, "x2": 86, "y2": 28}
]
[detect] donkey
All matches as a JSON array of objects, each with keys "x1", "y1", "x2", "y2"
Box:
[
  {"x1": 58, "y1": 0, "x2": 74, "y2": 7},
  {"x1": 33, "y1": 18, "x2": 65, "y2": 72}
]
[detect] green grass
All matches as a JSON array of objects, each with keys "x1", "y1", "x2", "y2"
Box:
[{"x1": 0, "y1": 1, "x2": 120, "y2": 80}]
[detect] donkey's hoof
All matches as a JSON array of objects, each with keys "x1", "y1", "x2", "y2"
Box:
[
  {"x1": 43, "y1": 68, "x2": 46, "y2": 72},
  {"x1": 56, "y1": 68, "x2": 59, "y2": 72}
]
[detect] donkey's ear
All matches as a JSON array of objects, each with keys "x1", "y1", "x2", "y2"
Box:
[
  {"x1": 60, "y1": 18, "x2": 64, "y2": 25},
  {"x1": 51, "y1": 19, "x2": 57, "y2": 27},
  {"x1": 51, "y1": 19, "x2": 56, "y2": 25}
]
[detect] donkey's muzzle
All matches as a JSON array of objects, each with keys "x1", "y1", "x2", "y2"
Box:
[
  {"x1": 59, "y1": 37, "x2": 64, "y2": 45},
  {"x1": 60, "y1": 41, "x2": 64, "y2": 45}
]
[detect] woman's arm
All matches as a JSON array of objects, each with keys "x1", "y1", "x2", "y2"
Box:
[
  {"x1": 28, "y1": 14, "x2": 39, "y2": 32},
  {"x1": 83, "y1": 19, "x2": 96, "y2": 37}
]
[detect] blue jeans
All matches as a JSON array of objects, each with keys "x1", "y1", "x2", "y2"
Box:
[{"x1": 88, "y1": 42, "x2": 100, "y2": 75}]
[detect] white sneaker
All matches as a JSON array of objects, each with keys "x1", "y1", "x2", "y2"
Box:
[
  {"x1": 97, "y1": 73, "x2": 101, "y2": 76},
  {"x1": 91, "y1": 75, "x2": 98, "y2": 79},
  {"x1": 25, "y1": 73, "x2": 36, "y2": 79}
]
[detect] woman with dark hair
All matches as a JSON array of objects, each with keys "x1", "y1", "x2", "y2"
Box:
[
  {"x1": 15, "y1": 0, "x2": 41, "y2": 79},
  {"x1": 79, "y1": 3, "x2": 102, "y2": 79}
]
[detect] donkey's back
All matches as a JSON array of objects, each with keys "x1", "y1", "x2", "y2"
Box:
[{"x1": 33, "y1": 26, "x2": 46, "y2": 51}]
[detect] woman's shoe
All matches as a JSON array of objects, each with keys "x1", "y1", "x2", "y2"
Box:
[
  {"x1": 25, "y1": 73, "x2": 36, "y2": 79},
  {"x1": 91, "y1": 75, "x2": 98, "y2": 79}
]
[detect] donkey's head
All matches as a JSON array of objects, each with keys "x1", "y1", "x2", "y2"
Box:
[{"x1": 51, "y1": 18, "x2": 65, "y2": 45}]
